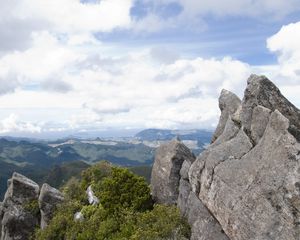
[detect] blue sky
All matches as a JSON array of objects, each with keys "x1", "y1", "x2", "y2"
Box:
[{"x1": 0, "y1": 0, "x2": 300, "y2": 138}]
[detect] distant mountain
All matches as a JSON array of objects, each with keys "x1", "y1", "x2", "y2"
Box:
[
  {"x1": 0, "y1": 129, "x2": 211, "y2": 199},
  {"x1": 135, "y1": 129, "x2": 212, "y2": 154},
  {"x1": 0, "y1": 138, "x2": 155, "y2": 199},
  {"x1": 135, "y1": 129, "x2": 212, "y2": 143}
]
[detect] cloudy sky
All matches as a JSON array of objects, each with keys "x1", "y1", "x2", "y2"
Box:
[{"x1": 0, "y1": 0, "x2": 300, "y2": 138}]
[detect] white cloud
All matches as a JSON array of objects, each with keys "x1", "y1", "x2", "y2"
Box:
[
  {"x1": 0, "y1": 0, "x2": 133, "y2": 54},
  {"x1": 263, "y1": 21, "x2": 300, "y2": 106},
  {"x1": 0, "y1": 31, "x2": 83, "y2": 94},
  {"x1": 0, "y1": 44, "x2": 253, "y2": 133},
  {"x1": 1, "y1": 0, "x2": 300, "y2": 136},
  {"x1": 15, "y1": 0, "x2": 133, "y2": 33},
  {"x1": 0, "y1": 114, "x2": 41, "y2": 134},
  {"x1": 267, "y1": 22, "x2": 300, "y2": 81}
]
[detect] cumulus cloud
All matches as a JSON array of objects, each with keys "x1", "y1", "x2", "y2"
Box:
[
  {"x1": 0, "y1": 46, "x2": 253, "y2": 132},
  {"x1": 16, "y1": 0, "x2": 133, "y2": 33},
  {"x1": 0, "y1": 0, "x2": 133, "y2": 54},
  {"x1": 267, "y1": 22, "x2": 300, "y2": 81},
  {"x1": 263, "y1": 21, "x2": 300, "y2": 106},
  {"x1": 0, "y1": 31, "x2": 81, "y2": 94},
  {"x1": 0, "y1": 114, "x2": 41, "y2": 134},
  {"x1": 1, "y1": 0, "x2": 300, "y2": 135}
]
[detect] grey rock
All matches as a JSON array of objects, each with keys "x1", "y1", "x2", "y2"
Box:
[
  {"x1": 3, "y1": 172, "x2": 39, "y2": 205},
  {"x1": 1, "y1": 205, "x2": 39, "y2": 240},
  {"x1": 241, "y1": 74, "x2": 300, "y2": 141},
  {"x1": 250, "y1": 105, "x2": 271, "y2": 144},
  {"x1": 177, "y1": 179, "x2": 191, "y2": 216},
  {"x1": 151, "y1": 139, "x2": 195, "y2": 204},
  {"x1": 39, "y1": 183, "x2": 64, "y2": 229},
  {"x1": 185, "y1": 75, "x2": 300, "y2": 240},
  {"x1": 211, "y1": 117, "x2": 240, "y2": 147},
  {"x1": 1, "y1": 173, "x2": 40, "y2": 240},
  {"x1": 200, "y1": 110, "x2": 300, "y2": 239},
  {"x1": 186, "y1": 192, "x2": 229, "y2": 240},
  {"x1": 189, "y1": 128, "x2": 253, "y2": 199},
  {"x1": 86, "y1": 186, "x2": 99, "y2": 206},
  {"x1": 211, "y1": 89, "x2": 241, "y2": 143}
]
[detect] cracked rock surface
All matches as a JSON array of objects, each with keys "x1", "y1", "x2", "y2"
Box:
[{"x1": 151, "y1": 75, "x2": 300, "y2": 240}]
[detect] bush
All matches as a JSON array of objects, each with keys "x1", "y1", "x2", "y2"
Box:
[
  {"x1": 35, "y1": 163, "x2": 190, "y2": 240},
  {"x1": 81, "y1": 161, "x2": 112, "y2": 190},
  {"x1": 131, "y1": 204, "x2": 191, "y2": 240},
  {"x1": 96, "y1": 167, "x2": 153, "y2": 213}
]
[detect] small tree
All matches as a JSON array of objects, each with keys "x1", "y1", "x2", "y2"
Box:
[{"x1": 97, "y1": 167, "x2": 153, "y2": 213}]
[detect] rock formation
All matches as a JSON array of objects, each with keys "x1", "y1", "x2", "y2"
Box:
[
  {"x1": 151, "y1": 74, "x2": 300, "y2": 240},
  {"x1": 151, "y1": 138, "x2": 195, "y2": 204},
  {"x1": 39, "y1": 183, "x2": 64, "y2": 229},
  {"x1": 0, "y1": 173, "x2": 63, "y2": 240}
]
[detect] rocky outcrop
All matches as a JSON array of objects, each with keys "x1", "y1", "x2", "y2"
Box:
[
  {"x1": 0, "y1": 173, "x2": 63, "y2": 240},
  {"x1": 211, "y1": 89, "x2": 241, "y2": 143},
  {"x1": 151, "y1": 74, "x2": 300, "y2": 240},
  {"x1": 151, "y1": 138, "x2": 195, "y2": 204},
  {"x1": 151, "y1": 138, "x2": 230, "y2": 239},
  {"x1": 86, "y1": 186, "x2": 99, "y2": 205},
  {"x1": 39, "y1": 183, "x2": 64, "y2": 229}
]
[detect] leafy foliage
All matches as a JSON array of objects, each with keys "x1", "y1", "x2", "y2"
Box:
[
  {"x1": 96, "y1": 167, "x2": 153, "y2": 213},
  {"x1": 35, "y1": 162, "x2": 190, "y2": 240}
]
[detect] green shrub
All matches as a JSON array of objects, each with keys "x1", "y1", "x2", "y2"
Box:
[
  {"x1": 131, "y1": 204, "x2": 191, "y2": 240},
  {"x1": 96, "y1": 167, "x2": 153, "y2": 213},
  {"x1": 81, "y1": 161, "x2": 112, "y2": 190},
  {"x1": 35, "y1": 163, "x2": 191, "y2": 240}
]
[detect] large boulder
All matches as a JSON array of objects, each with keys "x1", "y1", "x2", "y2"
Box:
[
  {"x1": 151, "y1": 138, "x2": 230, "y2": 239},
  {"x1": 0, "y1": 173, "x2": 40, "y2": 240},
  {"x1": 151, "y1": 138, "x2": 195, "y2": 204},
  {"x1": 0, "y1": 173, "x2": 64, "y2": 240},
  {"x1": 187, "y1": 75, "x2": 300, "y2": 239},
  {"x1": 39, "y1": 183, "x2": 64, "y2": 229}
]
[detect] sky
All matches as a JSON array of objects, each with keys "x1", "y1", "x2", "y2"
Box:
[{"x1": 1, "y1": 0, "x2": 300, "y2": 138}]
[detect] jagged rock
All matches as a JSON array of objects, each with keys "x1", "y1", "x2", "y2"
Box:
[
  {"x1": 187, "y1": 75, "x2": 300, "y2": 239},
  {"x1": 241, "y1": 74, "x2": 300, "y2": 141},
  {"x1": 250, "y1": 105, "x2": 271, "y2": 144},
  {"x1": 3, "y1": 173, "x2": 39, "y2": 205},
  {"x1": 86, "y1": 186, "x2": 99, "y2": 205},
  {"x1": 151, "y1": 74, "x2": 300, "y2": 240},
  {"x1": 0, "y1": 173, "x2": 64, "y2": 239},
  {"x1": 211, "y1": 117, "x2": 240, "y2": 147},
  {"x1": 0, "y1": 173, "x2": 40, "y2": 240},
  {"x1": 151, "y1": 139, "x2": 195, "y2": 204},
  {"x1": 211, "y1": 89, "x2": 241, "y2": 143},
  {"x1": 39, "y1": 183, "x2": 64, "y2": 229}
]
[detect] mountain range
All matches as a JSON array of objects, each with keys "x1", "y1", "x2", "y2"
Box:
[{"x1": 0, "y1": 128, "x2": 212, "y2": 199}]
